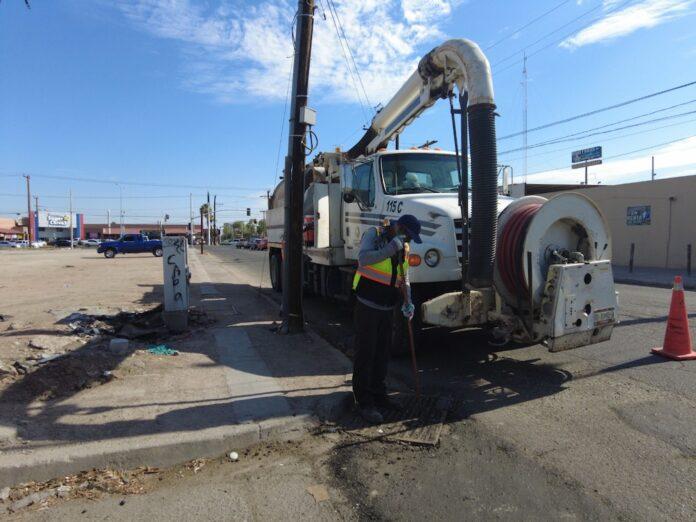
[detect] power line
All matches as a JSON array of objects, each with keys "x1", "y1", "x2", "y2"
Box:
[
  {"x1": 493, "y1": 0, "x2": 638, "y2": 76},
  {"x1": 491, "y1": 0, "x2": 605, "y2": 68},
  {"x1": 500, "y1": 107, "x2": 696, "y2": 155},
  {"x1": 498, "y1": 79, "x2": 696, "y2": 141},
  {"x1": 326, "y1": 0, "x2": 372, "y2": 110},
  {"x1": 323, "y1": 0, "x2": 371, "y2": 123},
  {"x1": 0, "y1": 172, "x2": 268, "y2": 191},
  {"x1": 485, "y1": 0, "x2": 574, "y2": 51},
  {"x1": 504, "y1": 114, "x2": 696, "y2": 164},
  {"x1": 524, "y1": 133, "x2": 696, "y2": 177}
]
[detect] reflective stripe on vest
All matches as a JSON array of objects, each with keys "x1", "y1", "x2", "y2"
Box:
[{"x1": 352, "y1": 255, "x2": 408, "y2": 290}]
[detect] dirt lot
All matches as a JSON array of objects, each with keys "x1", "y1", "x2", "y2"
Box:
[{"x1": 0, "y1": 249, "x2": 215, "y2": 437}]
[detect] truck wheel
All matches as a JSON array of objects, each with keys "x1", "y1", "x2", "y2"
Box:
[
  {"x1": 270, "y1": 252, "x2": 282, "y2": 292},
  {"x1": 104, "y1": 248, "x2": 116, "y2": 259},
  {"x1": 153, "y1": 247, "x2": 163, "y2": 257}
]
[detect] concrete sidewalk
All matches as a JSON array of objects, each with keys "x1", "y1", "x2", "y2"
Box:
[
  {"x1": 0, "y1": 250, "x2": 352, "y2": 488},
  {"x1": 613, "y1": 264, "x2": 696, "y2": 289}
]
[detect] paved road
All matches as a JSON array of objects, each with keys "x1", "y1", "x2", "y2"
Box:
[
  {"x1": 203, "y1": 247, "x2": 696, "y2": 520},
  {"x1": 13, "y1": 247, "x2": 694, "y2": 520}
]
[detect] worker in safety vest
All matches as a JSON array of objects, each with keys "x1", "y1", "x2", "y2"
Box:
[{"x1": 352, "y1": 214, "x2": 422, "y2": 424}]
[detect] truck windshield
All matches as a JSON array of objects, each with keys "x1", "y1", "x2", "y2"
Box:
[{"x1": 380, "y1": 153, "x2": 461, "y2": 195}]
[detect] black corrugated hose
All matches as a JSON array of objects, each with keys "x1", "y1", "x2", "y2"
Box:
[{"x1": 467, "y1": 103, "x2": 498, "y2": 288}]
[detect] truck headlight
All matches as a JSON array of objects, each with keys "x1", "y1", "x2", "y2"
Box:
[{"x1": 424, "y1": 249, "x2": 440, "y2": 267}]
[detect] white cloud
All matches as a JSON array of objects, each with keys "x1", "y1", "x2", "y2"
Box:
[
  {"x1": 560, "y1": 0, "x2": 694, "y2": 49},
  {"x1": 116, "y1": 0, "x2": 458, "y2": 106},
  {"x1": 525, "y1": 136, "x2": 696, "y2": 184}
]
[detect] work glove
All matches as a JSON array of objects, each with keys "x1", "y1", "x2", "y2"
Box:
[{"x1": 401, "y1": 302, "x2": 415, "y2": 320}]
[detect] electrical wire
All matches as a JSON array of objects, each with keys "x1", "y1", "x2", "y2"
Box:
[
  {"x1": 485, "y1": 0, "x2": 574, "y2": 51},
  {"x1": 323, "y1": 0, "x2": 371, "y2": 124},
  {"x1": 491, "y1": 0, "x2": 605, "y2": 68},
  {"x1": 500, "y1": 107, "x2": 696, "y2": 155},
  {"x1": 493, "y1": 0, "x2": 636, "y2": 75},
  {"x1": 498, "y1": 79, "x2": 696, "y2": 141}
]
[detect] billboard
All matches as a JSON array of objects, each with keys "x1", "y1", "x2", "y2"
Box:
[
  {"x1": 572, "y1": 146, "x2": 602, "y2": 164},
  {"x1": 38, "y1": 211, "x2": 76, "y2": 229}
]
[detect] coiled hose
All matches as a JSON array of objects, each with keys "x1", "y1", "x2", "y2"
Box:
[{"x1": 497, "y1": 202, "x2": 542, "y2": 299}]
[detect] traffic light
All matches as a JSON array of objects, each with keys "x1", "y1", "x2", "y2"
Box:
[{"x1": 246, "y1": 208, "x2": 251, "y2": 216}]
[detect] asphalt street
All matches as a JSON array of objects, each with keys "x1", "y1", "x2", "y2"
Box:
[
  {"x1": 13, "y1": 247, "x2": 694, "y2": 521},
  {"x1": 204, "y1": 246, "x2": 696, "y2": 520}
]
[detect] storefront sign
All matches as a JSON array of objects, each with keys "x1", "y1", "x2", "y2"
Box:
[
  {"x1": 626, "y1": 205, "x2": 651, "y2": 226},
  {"x1": 38, "y1": 212, "x2": 74, "y2": 228}
]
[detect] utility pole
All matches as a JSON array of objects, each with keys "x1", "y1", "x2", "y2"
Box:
[
  {"x1": 522, "y1": 53, "x2": 528, "y2": 183},
  {"x1": 281, "y1": 0, "x2": 315, "y2": 334},
  {"x1": 651, "y1": 156, "x2": 656, "y2": 181},
  {"x1": 200, "y1": 211, "x2": 204, "y2": 254},
  {"x1": 206, "y1": 192, "x2": 211, "y2": 246},
  {"x1": 33, "y1": 195, "x2": 39, "y2": 241},
  {"x1": 189, "y1": 193, "x2": 193, "y2": 245},
  {"x1": 69, "y1": 188, "x2": 74, "y2": 249},
  {"x1": 118, "y1": 184, "x2": 125, "y2": 236},
  {"x1": 213, "y1": 195, "x2": 217, "y2": 245},
  {"x1": 107, "y1": 209, "x2": 111, "y2": 237},
  {"x1": 23, "y1": 174, "x2": 32, "y2": 243}
]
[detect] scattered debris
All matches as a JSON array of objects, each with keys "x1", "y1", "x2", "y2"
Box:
[
  {"x1": 5, "y1": 322, "x2": 25, "y2": 332},
  {"x1": 12, "y1": 361, "x2": 28, "y2": 375},
  {"x1": 186, "y1": 458, "x2": 208, "y2": 473},
  {"x1": 109, "y1": 338, "x2": 129, "y2": 354},
  {"x1": 228, "y1": 451, "x2": 239, "y2": 462},
  {"x1": 0, "y1": 362, "x2": 17, "y2": 378},
  {"x1": 34, "y1": 353, "x2": 67, "y2": 365},
  {"x1": 0, "y1": 486, "x2": 10, "y2": 501},
  {"x1": 147, "y1": 345, "x2": 179, "y2": 356},
  {"x1": 306, "y1": 484, "x2": 330, "y2": 503}
]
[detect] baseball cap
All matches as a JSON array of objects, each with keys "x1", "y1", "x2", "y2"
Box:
[{"x1": 392, "y1": 214, "x2": 422, "y2": 244}]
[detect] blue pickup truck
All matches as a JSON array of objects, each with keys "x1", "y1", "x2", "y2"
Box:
[{"x1": 97, "y1": 234, "x2": 163, "y2": 259}]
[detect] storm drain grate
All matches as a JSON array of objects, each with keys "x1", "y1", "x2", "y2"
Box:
[{"x1": 346, "y1": 395, "x2": 450, "y2": 446}]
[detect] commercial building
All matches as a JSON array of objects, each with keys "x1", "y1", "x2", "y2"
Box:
[
  {"x1": 511, "y1": 174, "x2": 696, "y2": 271},
  {"x1": 83, "y1": 223, "x2": 205, "y2": 240},
  {"x1": 33, "y1": 211, "x2": 84, "y2": 242},
  {"x1": 0, "y1": 217, "x2": 26, "y2": 240}
]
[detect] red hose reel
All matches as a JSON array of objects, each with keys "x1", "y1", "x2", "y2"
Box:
[{"x1": 496, "y1": 202, "x2": 542, "y2": 299}]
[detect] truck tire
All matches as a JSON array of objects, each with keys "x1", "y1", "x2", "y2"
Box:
[
  {"x1": 270, "y1": 252, "x2": 282, "y2": 292},
  {"x1": 153, "y1": 247, "x2": 163, "y2": 257},
  {"x1": 104, "y1": 248, "x2": 116, "y2": 259}
]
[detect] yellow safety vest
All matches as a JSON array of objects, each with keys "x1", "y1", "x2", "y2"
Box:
[{"x1": 352, "y1": 236, "x2": 409, "y2": 291}]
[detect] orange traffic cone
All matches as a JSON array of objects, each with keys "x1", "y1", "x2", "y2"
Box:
[{"x1": 652, "y1": 276, "x2": 696, "y2": 360}]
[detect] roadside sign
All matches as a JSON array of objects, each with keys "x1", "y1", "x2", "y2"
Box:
[
  {"x1": 572, "y1": 146, "x2": 602, "y2": 164},
  {"x1": 572, "y1": 159, "x2": 602, "y2": 169}
]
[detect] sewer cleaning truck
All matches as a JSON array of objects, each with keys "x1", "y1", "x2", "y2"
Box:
[{"x1": 267, "y1": 38, "x2": 618, "y2": 353}]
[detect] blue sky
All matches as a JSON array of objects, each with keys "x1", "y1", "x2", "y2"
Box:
[{"x1": 1, "y1": 0, "x2": 695, "y2": 224}]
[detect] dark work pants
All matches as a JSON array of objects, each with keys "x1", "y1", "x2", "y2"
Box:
[{"x1": 352, "y1": 299, "x2": 393, "y2": 406}]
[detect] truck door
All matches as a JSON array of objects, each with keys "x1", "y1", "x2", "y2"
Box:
[
  {"x1": 121, "y1": 234, "x2": 137, "y2": 253},
  {"x1": 343, "y1": 160, "x2": 378, "y2": 257}
]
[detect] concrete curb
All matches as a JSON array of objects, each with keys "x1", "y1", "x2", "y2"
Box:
[
  {"x1": 614, "y1": 277, "x2": 695, "y2": 291},
  {"x1": 0, "y1": 404, "x2": 349, "y2": 488}
]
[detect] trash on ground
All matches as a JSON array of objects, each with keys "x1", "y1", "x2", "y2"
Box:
[
  {"x1": 228, "y1": 451, "x2": 239, "y2": 462},
  {"x1": 306, "y1": 484, "x2": 330, "y2": 503},
  {"x1": 147, "y1": 345, "x2": 179, "y2": 356}
]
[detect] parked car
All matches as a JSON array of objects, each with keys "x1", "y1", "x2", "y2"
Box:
[
  {"x1": 31, "y1": 240, "x2": 47, "y2": 248},
  {"x1": 256, "y1": 238, "x2": 268, "y2": 251},
  {"x1": 54, "y1": 239, "x2": 74, "y2": 247},
  {"x1": 0, "y1": 240, "x2": 16, "y2": 248},
  {"x1": 80, "y1": 239, "x2": 101, "y2": 247},
  {"x1": 97, "y1": 234, "x2": 163, "y2": 259}
]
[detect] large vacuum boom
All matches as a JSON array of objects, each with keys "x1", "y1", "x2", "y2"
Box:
[{"x1": 347, "y1": 39, "x2": 498, "y2": 287}]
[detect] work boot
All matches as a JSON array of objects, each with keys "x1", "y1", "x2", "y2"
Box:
[
  {"x1": 357, "y1": 406, "x2": 384, "y2": 425},
  {"x1": 374, "y1": 395, "x2": 402, "y2": 412}
]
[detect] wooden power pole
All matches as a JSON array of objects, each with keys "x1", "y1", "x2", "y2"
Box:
[
  {"x1": 281, "y1": 0, "x2": 315, "y2": 334},
  {"x1": 23, "y1": 174, "x2": 32, "y2": 243}
]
